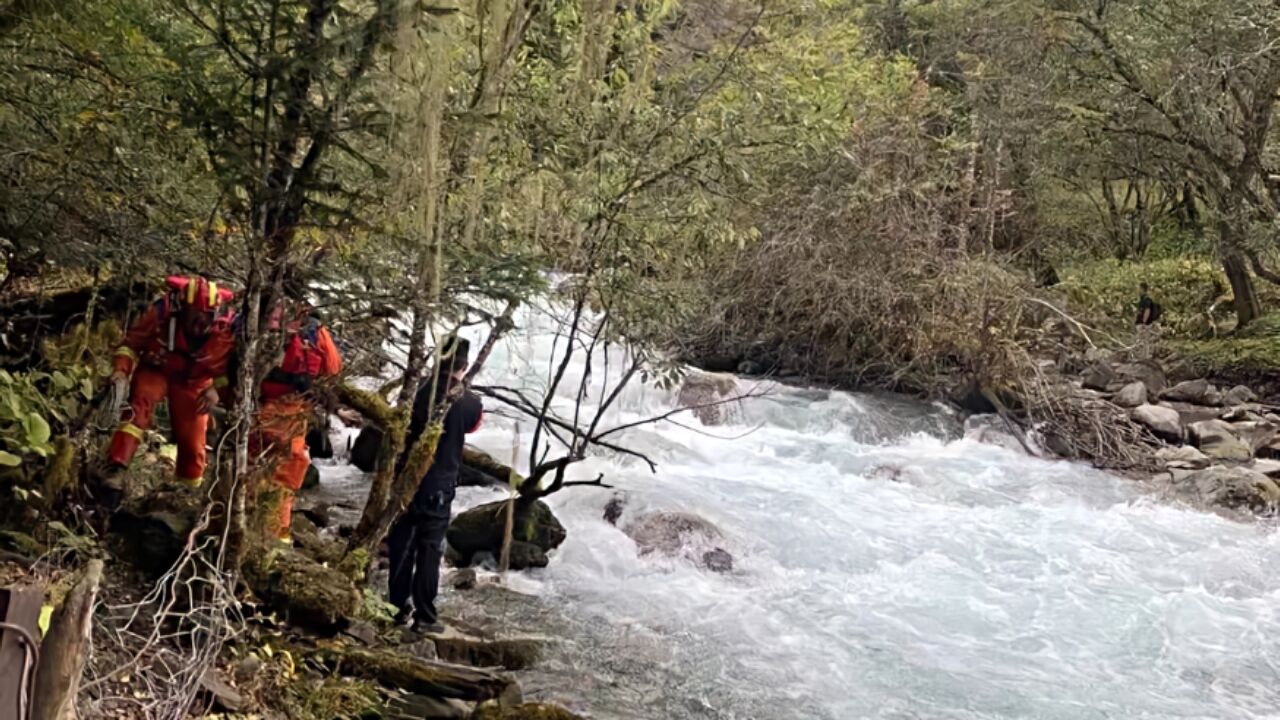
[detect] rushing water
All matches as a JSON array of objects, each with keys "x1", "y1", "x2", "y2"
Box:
[{"x1": 313, "y1": 304, "x2": 1280, "y2": 720}]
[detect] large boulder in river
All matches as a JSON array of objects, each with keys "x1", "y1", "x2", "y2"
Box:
[
  {"x1": 605, "y1": 502, "x2": 734, "y2": 573},
  {"x1": 447, "y1": 500, "x2": 566, "y2": 570},
  {"x1": 1161, "y1": 379, "x2": 1223, "y2": 407},
  {"x1": 1187, "y1": 420, "x2": 1252, "y2": 461},
  {"x1": 1112, "y1": 382, "x2": 1148, "y2": 408},
  {"x1": 1131, "y1": 404, "x2": 1183, "y2": 443},
  {"x1": 1175, "y1": 466, "x2": 1280, "y2": 512},
  {"x1": 677, "y1": 369, "x2": 739, "y2": 425}
]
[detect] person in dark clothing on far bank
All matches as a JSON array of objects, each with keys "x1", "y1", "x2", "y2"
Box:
[
  {"x1": 1134, "y1": 282, "x2": 1162, "y2": 360},
  {"x1": 387, "y1": 335, "x2": 483, "y2": 634}
]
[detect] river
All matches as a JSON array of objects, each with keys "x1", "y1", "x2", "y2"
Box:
[{"x1": 313, "y1": 303, "x2": 1280, "y2": 720}]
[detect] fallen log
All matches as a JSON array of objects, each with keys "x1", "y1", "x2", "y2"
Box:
[
  {"x1": 320, "y1": 646, "x2": 519, "y2": 703},
  {"x1": 32, "y1": 559, "x2": 104, "y2": 720}
]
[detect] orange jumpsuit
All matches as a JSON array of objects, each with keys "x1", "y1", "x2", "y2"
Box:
[
  {"x1": 108, "y1": 296, "x2": 235, "y2": 486},
  {"x1": 253, "y1": 314, "x2": 341, "y2": 539}
]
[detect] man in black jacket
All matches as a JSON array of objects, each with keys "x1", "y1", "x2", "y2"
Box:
[{"x1": 387, "y1": 336, "x2": 483, "y2": 633}]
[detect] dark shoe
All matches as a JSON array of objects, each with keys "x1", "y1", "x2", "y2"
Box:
[{"x1": 410, "y1": 620, "x2": 445, "y2": 635}]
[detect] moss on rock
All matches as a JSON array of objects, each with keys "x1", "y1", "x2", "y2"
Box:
[
  {"x1": 242, "y1": 548, "x2": 361, "y2": 628},
  {"x1": 446, "y1": 500, "x2": 564, "y2": 569}
]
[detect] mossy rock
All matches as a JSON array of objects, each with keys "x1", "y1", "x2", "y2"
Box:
[
  {"x1": 447, "y1": 501, "x2": 565, "y2": 569},
  {"x1": 109, "y1": 509, "x2": 194, "y2": 577},
  {"x1": 243, "y1": 548, "x2": 361, "y2": 628},
  {"x1": 471, "y1": 702, "x2": 585, "y2": 720}
]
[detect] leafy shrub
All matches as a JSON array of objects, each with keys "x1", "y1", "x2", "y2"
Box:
[{"x1": 0, "y1": 367, "x2": 95, "y2": 469}]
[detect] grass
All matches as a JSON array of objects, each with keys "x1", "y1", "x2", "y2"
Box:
[{"x1": 1170, "y1": 313, "x2": 1280, "y2": 374}]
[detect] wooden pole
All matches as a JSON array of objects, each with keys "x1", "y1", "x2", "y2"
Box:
[{"x1": 498, "y1": 422, "x2": 520, "y2": 572}]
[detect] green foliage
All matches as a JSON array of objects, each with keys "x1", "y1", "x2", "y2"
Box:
[
  {"x1": 0, "y1": 367, "x2": 94, "y2": 464},
  {"x1": 1058, "y1": 257, "x2": 1228, "y2": 337},
  {"x1": 359, "y1": 586, "x2": 397, "y2": 624}
]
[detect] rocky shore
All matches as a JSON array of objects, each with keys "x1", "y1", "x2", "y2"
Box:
[{"x1": 964, "y1": 354, "x2": 1280, "y2": 515}]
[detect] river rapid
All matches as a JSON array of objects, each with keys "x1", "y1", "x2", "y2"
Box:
[{"x1": 313, "y1": 303, "x2": 1280, "y2": 720}]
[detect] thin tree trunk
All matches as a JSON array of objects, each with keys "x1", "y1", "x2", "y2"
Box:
[{"x1": 1220, "y1": 222, "x2": 1262, "y2": 327}]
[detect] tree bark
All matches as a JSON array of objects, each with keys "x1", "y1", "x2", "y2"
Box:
[
  {"x1": 1220, "y1": 225, "x2": 1262, "y2": 327},
  {"x1": 31, "y1": 559, "x2": 103, "y2": 720}
]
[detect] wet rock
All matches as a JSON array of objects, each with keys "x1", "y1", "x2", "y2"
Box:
[
  {"x1": 1155, "y1": 446, "x2": 1211, "y2": 470},
  {"x1": 867, "y1": 464, "x2": 907, "y2": 482},
  {"x1": 1131, "y1": 404, "x2": 1183, "y2": 443},
  {"x1": 1223, "y1": 385, "x2": 1258, "y2": 406},
  {"x1": 450, "y1": 568, "x2": 479, "y2": 590},
  {"x1": 1081, "y1": 363, "x2": 1116, "y2": 392},
  {"x1": 603, "y1": 495, "x2": 626, "y2": 525},
  {"x1": 1114, "y1": 360, "x2": 1167, "y2": 396},
  {"x1": 448, "y1": 500, "x2": 565, "y2": 570},
  {"x1": 460, "y1": 448, "x2": 520, "y2": 488},
  {"x1": 1161, "y1": 379, "x2": 1223, "y2": 407},
  {"x1": 403, "y1": 637, "x2": 440, "y2": 662},
  {"x1": 676, "y1": 369, "x2": 739, "y2": 425},
  {"x1": 350, "y1": 426, "x2": 383, "y2": 473},
  {"x1": 301, "y1": 463, "x2": 320, "y2": 490},
  {"x1": 1177, "y1": 466, "x2": 1280, "y2": 512},
  {"x1": 507, "y1": 542, "x2": 549, "y2": 569},
  {"x1": 306, "y1": 419, "x2": 335, "y2": 460},
  {"x1": 1187, "y1": 420, "x2": 1252, "y2": 461},
  {"x1": 342, "y1": 619, "x2": 380, "y2": 646},
  {"x1": 471, "y1": 703, "x2": 585, "y2": 720},
  {"x1": 701, "y1": 548, "x2": 734, "y2": 573},
  {"x1": 624, "y1": 511, "x2": 735, "y2": 573},
  {"x1": 1113, "y1": 381, "x2": 1148, "y2": 408},
  {"x1": 109, "y1": 509, "x2": 195, "y2": 578},
  {"x1": 430, "y1": 630, "x2": 543, "y2": 671},
  {"x1": 963, "y1": 414, "x2": 1026, "y2": 454}
]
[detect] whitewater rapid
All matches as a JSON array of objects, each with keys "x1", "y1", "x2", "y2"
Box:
[{"x1": 316, "y1": 303, "x2": 1280, "y2": 720}]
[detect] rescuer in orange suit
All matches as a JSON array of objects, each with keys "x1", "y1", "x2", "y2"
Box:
[
  {"x1": 253, "y1": 302, "x2": 342, "y2": 543},
  {"x1": 104, "y1": 275, "x2": 236, "y2": 503}
]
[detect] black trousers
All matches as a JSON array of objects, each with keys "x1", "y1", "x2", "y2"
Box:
[{"x1": 387, "y1": 492, "x2": 453, "y2": 623}]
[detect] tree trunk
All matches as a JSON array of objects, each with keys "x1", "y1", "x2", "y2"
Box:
[
  {"x1": 1220, "y1": 230, "x2": 1262, "y2": 328},
  {"x1": 31, "y1": 559, "x2": 103, "y2": 720}
]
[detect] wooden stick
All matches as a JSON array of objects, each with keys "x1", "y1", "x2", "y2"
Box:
[{"x1": 498, "y1": 422, "x2": 520, "y2": 573}]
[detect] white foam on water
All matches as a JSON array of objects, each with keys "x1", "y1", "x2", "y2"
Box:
[{"x1": 324, "y1": 302, "x2": 1280, "y2": 719}]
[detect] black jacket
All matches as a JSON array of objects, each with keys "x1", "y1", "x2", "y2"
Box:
[{"x1": 400, "y1": 376, "x2": 483, "y2": 512}]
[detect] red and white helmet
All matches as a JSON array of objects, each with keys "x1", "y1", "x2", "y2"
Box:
[{"x1": 165, "y1": 275, "x2": 234, "y2": 312}]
